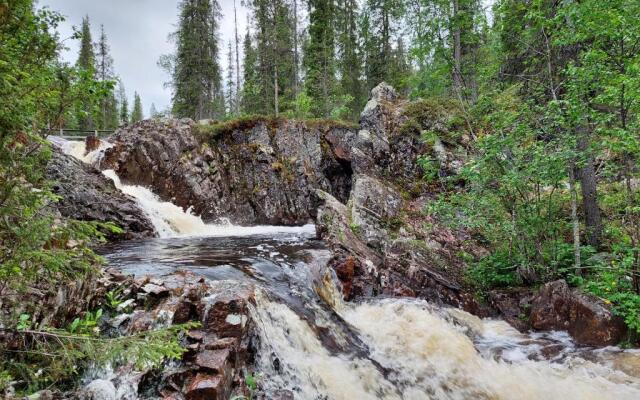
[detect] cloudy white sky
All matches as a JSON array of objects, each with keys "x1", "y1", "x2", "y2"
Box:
[{"x1": 39, "y1": 0, "x2": 248, "y2": 115}]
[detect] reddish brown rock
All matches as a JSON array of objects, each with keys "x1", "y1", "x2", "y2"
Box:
[
  {"x1": 530, "y1": 280, "x2": 627, "y2": 346},
  {"x1": 127, "y1": 311, "x2": 155, "y2": 334},
  {"x1": 85, "y1": 135, "x2": 101, "y2": 153},
  {"x1": 156, "y1": 297, "x2": 194, "y2": 324},
  {"x1": 185, "y1": 373, "x2": 228, "y2": 400},
  {"x1": 203, "y1": 337, "x2": 238, "y2": 351},
  {"x1": 194, "y1": 349, "x2": 230, "y2": 373},
  {"x1": 198, "y1": 282, "x2": 254, "y2": 338}
]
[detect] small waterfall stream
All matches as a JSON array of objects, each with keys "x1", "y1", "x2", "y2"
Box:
[{"x1": 52, "y1": 137, "x2": 640, "y2": 400}]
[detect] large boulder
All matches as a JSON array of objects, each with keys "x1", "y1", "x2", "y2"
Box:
[
  {"x1": 530, "y1": 280, "x2": 627, "y2": 346},
  {"x1": 46, "y1": 147, "x2": 155, "y2": 240},
  {"x1": 349, "y1": 174, "x2": 403, "y2": 249},
  {"x1": 103, "y1": 119, "x2": 356, "y2": 225}
]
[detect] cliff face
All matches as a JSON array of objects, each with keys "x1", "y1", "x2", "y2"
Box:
[{"x1": 103, "y1": 118, "x2": 356, "y2": 225}]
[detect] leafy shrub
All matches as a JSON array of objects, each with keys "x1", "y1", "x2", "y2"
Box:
[{"x1": 466, "y1": 250, "x2": 520, "y2": 289}]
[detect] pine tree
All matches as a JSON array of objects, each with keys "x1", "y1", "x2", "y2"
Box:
[
  {"x1": 336, "y1": 0, "x2": 364, "y2": 119},
  {"x1": 94, "y1": 24, "x2": 118, "y2": 129},
  {"x1": 118, "y1": 82, "x2": 129, "y2": 125},
  {"x1": 130, "y1": 92, "x2": 143, "y2": 122},
  {"x1": 304, "y1": 0, "x2": 337, "y2": 118},
  {"x1": 169, "y1": 0, "x2": 225, "y2": 120},
  {"x1": 240, "y1": 28, "x2": 260, "y2": 113},
  {"x1": 250, "y1": 0, "x2": 296, "y2": 115},
  {"x1": 150, "y1": 103, "x2": 159, "y2": 118},
  {"x1": 225, "y1": 40, "x2": 236, "y2": 115},
  {"x1": 77, "y1": 16, "x2": 95, "y2": 71},
  {"x1": 361, "y1": 0, "x2": 404, "y2": 91},
  {"x1": 233, "y1": 0, "x2": 241, "y2": 114},
  {"x1": 75, "y1": 15, "x2": 96, "y2": 130}
]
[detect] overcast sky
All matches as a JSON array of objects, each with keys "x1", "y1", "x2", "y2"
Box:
[{"x1": 39, "y1": 0, "x2": 248, "y2": 115}]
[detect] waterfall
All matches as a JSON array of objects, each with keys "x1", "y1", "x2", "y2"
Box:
[
  {"x1": 101, "y1": 169, "x2": 314, "y2": 238},
  {"x1": 251, "y1": 294, "x2": 640, "y2": 400},
  {"x1": 51, "y1": 136, "x2": 314, "y2": 239}
]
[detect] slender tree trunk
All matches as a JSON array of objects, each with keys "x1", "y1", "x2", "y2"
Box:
[
  {"x1": 452, "y1": 0, "x2": 463, "y2": 96},
  {"x1": 234, "y1": 0, "x2": 241, "y2": 114},
  {"x1": 274, "y1": 63, "x2": 279, "y2": 116},
  {"x1": 293, "y1": 0, "x2": 299, "y2": 108},
  {"x1": 576, "y1": 125, "x2": 603, "y2": 250},
  {"x1": 569, "y1": 163, "x2": 581, "y2": 275}
]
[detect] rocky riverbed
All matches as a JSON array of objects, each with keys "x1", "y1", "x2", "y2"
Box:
[{"x1": 19, "y1": 83, "x2": 639, "y2": 399}]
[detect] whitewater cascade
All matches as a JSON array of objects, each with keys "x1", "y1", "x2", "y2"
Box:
[
  {"x1": 55, "y1": 136, "x2": 640, "y2": 400},
  {"x1": 51, "y1": 136, "x2": 314, "y2": 239}
]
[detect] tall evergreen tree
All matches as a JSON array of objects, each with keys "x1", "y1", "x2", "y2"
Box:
[
  {"x1": 225, "y1": 40, "x2": 236, "y2": 115},
  {"x1": 75, "y1": 15, "x2": 96, "y2": 130},
  {"x1": 336, "y1": 0, "x2": 364, "y2": 119},
  {"x1": 233, "y1": 0, "x2": 241, "y2": 114},
  {"x1": 130, "y1": 91, "x2": 143, "y2": 122},
  {"x1": 150, "y1": 103, "x2": 159, "y2": 118},
  {"x1": 169, "y1": 0, "x2": 224, "y2": 120},
  {"x1": 118, "y1": 82, "x2": 129, "y2": 125},
  {"x1": 240, "y1": 28, "x2": 260, "y2": 113},
  {"x1": 361, "y1": 0, "x2": 404, "y2": 91},
  {"x1": 94, "y1": 24, "x2": 118, "y2": 129},
  {"x1": 76, "y1": 15, "x2": 95, "y2": 71},
  {"x1": 250, "y1": 0, "x2": 296, "y2": 115},
  {"x1": 304, "y1": 0, "x2": 337, "y2": 117}
]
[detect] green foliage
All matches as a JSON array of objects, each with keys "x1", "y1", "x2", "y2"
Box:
[
  {"x1": 130, "y1": 91, "x2": 144, "y2": 122},
  {"x1": 105, "y1": 288, "x2": 124, "y2": 310},
  {"x1": 165, "y1": 0, "x2": 225, "y2": 120},
  {"x1": 466, "y1": 250, "x2": 519, "y2": 289},
  {"x1": 68, "y1": 309, "x2": 103, "y2": 335},
  {"x1": 1, "y1": 322, "x2": 199, "y2": 394}
]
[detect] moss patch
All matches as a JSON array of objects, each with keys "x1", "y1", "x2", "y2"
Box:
[{"x1": 194, "y1": 115, "x2": 358, "y2": 144}]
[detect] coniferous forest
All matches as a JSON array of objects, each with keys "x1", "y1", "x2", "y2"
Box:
[{"x1": 2, "y1": 0, "x2": 640, "y2": 398}]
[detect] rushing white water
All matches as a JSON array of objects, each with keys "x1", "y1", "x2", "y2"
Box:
[
  {"x1": 252, "y1": 293, "x2": 640, "y2": 400},
  {"x1": 49, "y1": 136, "x2": 113, "y2": 166},
  {"x1": 102, "y1": 169, "x2": 315, "y2": 238},
  {"x1": 52, "y1": 136, "x2": 315, "y2": 239}
]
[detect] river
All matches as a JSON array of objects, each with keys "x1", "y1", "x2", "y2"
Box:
[{"x1": 53, "y1": 137, "x2": 640, "y2": 400}]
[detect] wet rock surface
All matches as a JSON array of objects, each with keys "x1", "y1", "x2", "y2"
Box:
[
  {"x1": 103, "y1": 118, "x2": 356, "y2": 225},
  {"x1": 95, "y1": 271, "x2": 256, "y2": 400},
  {"x1": 46, "y1": 147, "x2": 155, "y2": 240},
  {"x1": 530, "y1": 280, "x2": 627, "y2": 346},
  {"x1": 315, "y1": 84, "x2": 487, "y2": 315}
]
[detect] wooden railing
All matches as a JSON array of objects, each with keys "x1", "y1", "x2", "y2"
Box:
[{"x1": 52, "y1": 129, "x2": 115, "y2": 140}]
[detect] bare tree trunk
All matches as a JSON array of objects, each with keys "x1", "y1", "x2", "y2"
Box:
[
  {"x1": 234, "y1": 0, "x2": 241, "y2": 114},
  {"x1": 576, "y1": 125, "x2": 603, "y2": 250},
  {"x1": 452, "y1": 0, "x2": 463, "y2": 96},
  {"x1": 293, "y1": 0, "x2": 299, "y2": 109},
  {"x1": 274, "y1": 63, "x2": 279, "y2": 116},
  {"x1": 569, "y1": 163, "x2": 581, "y2": 275}
]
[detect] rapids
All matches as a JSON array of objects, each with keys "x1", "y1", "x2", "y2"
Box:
[{"x1": 53, "y1": 136, "x2": 640, "y2": 400}]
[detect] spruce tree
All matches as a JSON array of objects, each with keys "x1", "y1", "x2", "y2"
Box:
[
  {"x1": 118, "y1": 83, "x2": 129, "y2": 125},
  {"x1": 150, "y1": 103, "x2": 159, "y2": 118},
  {"x1": 361, "y1": 0, "x2": 404, "y2": 91},
  {"x1": 225, "y1": 40, "x2": 236, "y2": 115},
  {"x1": 240, "y1": 28, "x2": 260, "y2": 113},
  {"x1": 94, "y1": 24, "x2": 118, "y2": 129},
  {"x1": 77, "y1": 16, "x2": 95, "y2": 71},
  {"x1": 130, "y1": 92, "x2": 143, "y2": 122},
  {"x1": 250, "y1": 0, "x2": 296, "y2": 115},
  {"x1": 336, "y1": 0, "x2": 364, "y2": 119},
  {"x1": 304, "y1": 0, "x2": 337, "y2": 118},
  {"x1": 169, "y1": 0, "x2": 225, "y2": 120},
  {"x1": 75, "y1": 15, "x2": 96, "y2": 130}
]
